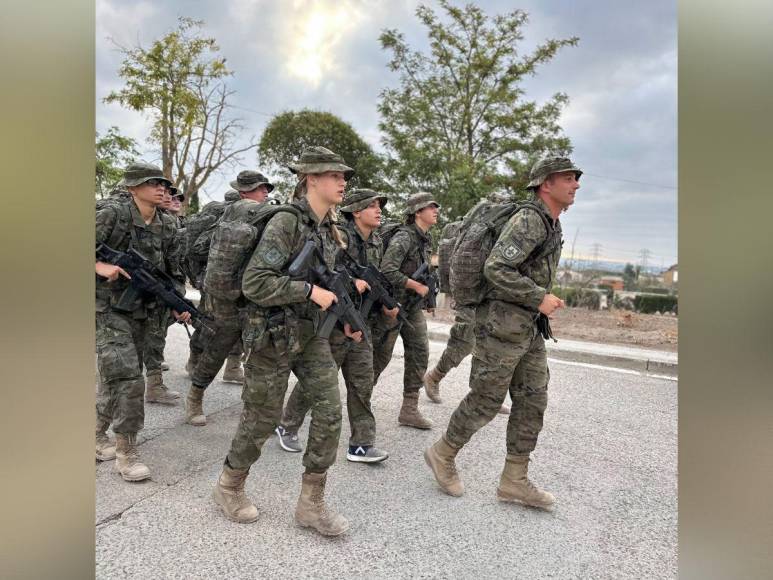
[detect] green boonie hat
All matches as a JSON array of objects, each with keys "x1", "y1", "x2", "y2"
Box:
[
  {"x1": 287, "y1": 146, "x2": 355, "y2": 181},
  {"x1": 404, "y1": 191, "x2": 440, "y2": 216},
  {"x1": 230, "y1": 170, "x2": 275, "y2": 193},
  {"x1": 339, "y1": 188, "x2": 388, "y2": 213},
  {"x1": 224, "y1": 189, "x2": 241, "y2": 202},
  {"x1": 526, "y1": 156, "x2": 583, "y2": 190},
  {"x1": 117, "y1": 162, "x2": 171, "y2": 187}
]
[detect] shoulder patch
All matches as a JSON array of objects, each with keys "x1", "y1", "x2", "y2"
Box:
[
  {"x1": 500, "y1": 242, "x2": 522, "y2": 262},
  {"x1": 262, "y1": 245, "x2": 284, "y2": 266}
]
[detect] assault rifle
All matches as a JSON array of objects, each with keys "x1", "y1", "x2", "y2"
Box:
[
  {"x1": 337, "y1": 252, "x2": 413, "y2": 329},
  {"x1": 403, "y1": 262, "x2": 439, "y2": 311},
  {"x1": 288, "y1": 240, "x2": 371, "y2": 344},
  {"x1": 96, "y1": 243, "x2": 214, "y2": 332}
]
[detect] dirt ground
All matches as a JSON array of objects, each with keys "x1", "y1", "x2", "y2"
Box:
[{"x1": 431, "y1": 306, "x2": 678, "y2": 352}]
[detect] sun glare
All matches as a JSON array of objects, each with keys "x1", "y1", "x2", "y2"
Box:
[{"x1": 284, "y1": 2, "x2": 358, "y2": 86}]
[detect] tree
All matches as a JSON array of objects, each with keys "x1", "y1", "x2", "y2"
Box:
[
  {"x1": 378, "y1": 0, "x2": 578, "y2": 221},
  {"x1": 623, "y1": 263, "x2": 641, "y2": 291},
  {"x1": 258, "y1": 109, "x2": 389, "y2": 203},
  {"x1": 95, "y1": 126, "x2": 140, "y2": 199},
  {"x1": 104, "y1": 17, "x2": 257, "y2": 212}
]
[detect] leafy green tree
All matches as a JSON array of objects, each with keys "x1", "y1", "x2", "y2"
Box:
[
  {"x1": 95, "y1": 126, "x2": 139, "y2": 198},
  {"x1": 258, "y1": 109, "x2": 389, "y2": 203},
  {"x1": 104, "y1": 17, "x2": 257, "y2": 212},
  {"x1": 378, "y1": 0, "x2": 578, "y2": 221},
  {"x1": 623, "y1": 263, "x2": 641, "y2": 290}
]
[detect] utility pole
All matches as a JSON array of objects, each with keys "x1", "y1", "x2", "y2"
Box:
[{"x1": 590, "y1": 243, "x2": 602, "y2": 271}]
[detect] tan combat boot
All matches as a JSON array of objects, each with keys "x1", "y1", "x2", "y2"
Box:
[
  {"x1": 497, "y1": 454, "x2": 555, "y2": 508},
  {"x1": 185, "y1": 386, "x2": 207, "y2": 426},
  {"x1": 221, "y1": 354, "x2": 244, "y2": 384},
  {"x1": 96, "y1": 419, "x2": 116, "y2": 462},
  {"x1": 423, "y1": 367, "x2": 445, "y2": 404},
  {"x1": 212, "y1": 464, "x2": 259, "y2": 523},
  {"x1": 114, "y1": 433, "x2": 151, "y2": 482},
  {"x1": 295, "y1": 472, "x2": 350, "y2": 536},
  {"x1": 145, "y1": 373, "x2": 181, "y2": 405},
  {"x1": 423, "y1": 436, "x2": 464, "y2": 497},
  {"x1": 398, "y1": 391, "x2": 433, "y2": 429},
  {"x1": 185, "y1": 350, "x2": 201, "y2": 377}
]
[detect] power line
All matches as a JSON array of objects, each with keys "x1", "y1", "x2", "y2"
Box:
[{"x1": 581, "y1": 172, "x2": 677, "y2": 190}]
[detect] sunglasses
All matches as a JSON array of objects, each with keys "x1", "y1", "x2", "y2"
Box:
[{"x1": 145, "y1": 178, "x2": 169, "y2": 187}]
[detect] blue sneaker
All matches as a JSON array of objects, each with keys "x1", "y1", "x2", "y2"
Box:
[{"x1": 346, "y1": 445, "x2": 389, "y2": 463}]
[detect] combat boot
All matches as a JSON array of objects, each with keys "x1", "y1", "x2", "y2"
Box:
[
  {"x1": 185, "y1": 386, "x2": 206, "y2": 426},
  {"x1": 295, "y1": 472, "x2": 349, "y2": 536},
  {"x1": 185, "y1": 350, "x2": 201, "y2": 377},
  {"x1": 96, "y1": 419, "x2": 115, "y2": 462},
  {"x1": 423, "y1": 366, "x2": 445, "y2": 404},
  {"x1": 423, "y1": 436, "x2": 464, "y2": 497},
  {"x1": 398, "y1": 391, "x2": 433, "y2": 429},
  {"x1": 114, "y1": 433, "x2": 151, "y2": 482},
  {"x1": 212, "y1": 463, "x2": 258, "y2": 523},
  {"x1": 496, "y1": 454, "x2": 555, "y2": 508},
  {"x1": 145, "y1": 373, "x2": 181, "y2": 405},
  {"x1": 221, "y1": 354, "x2": 244, "y2": 384}
]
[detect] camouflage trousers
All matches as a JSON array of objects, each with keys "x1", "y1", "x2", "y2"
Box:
[
  {"x1": 191, "y1": 295, "x2": 243, "y2": 390},
  {"x1": 445, "y1": 300, "x2": 549, "y2": 456},
  {"x1": 143, "y1": 306, "x2": 174, "y2": 377},
  {"x1": 226, "y1": 320, "x2": 341, "y2": 473},
  {"x1": 95, "y1": 309, "x2": 155, "y2": 434},
  {"x1": 372, "y1": 306, "x2": 428, "y2": 393},
  {"x1": 282, "y1": 327, "x2": 376, "y2": 447},
  {"x1": 435, "y1": 306, "x2": 475, "y2": 375},
  {"x1": 189, "y1": 290, "x2": 243, "y2": 360}
]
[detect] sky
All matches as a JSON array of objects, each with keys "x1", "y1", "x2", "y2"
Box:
[{"x1": 96, "y1": 0, "x2": 677, "y2": 268}]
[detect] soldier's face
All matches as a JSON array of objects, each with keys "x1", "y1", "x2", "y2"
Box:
[
  {"x1": 354, "y1": 199, "x2": 382, "y2": 228},
  {"x1": 169, "y1": 197, "x2": 183, "y2": 213},
  {"x1": 132, "y1": 180, "x2": 167, "y2": 206},
  {"x1": 311, "y1": 171, "x2": 347, "y2": 204},
  {"x1": 416, "y1": 204, "x2": 439, "y2": 225},
  {"x1": 242, "y1": 184, "x2": 269, "y2": 203},
  {"x1": 160, "y1": 189, "x2": 173, "y2": 209},
  {"x1": 543, "y1": 171, "x2": 580, "y2": 208}
]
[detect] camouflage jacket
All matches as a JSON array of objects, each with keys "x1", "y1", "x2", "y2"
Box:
[
  {"x1": 484, "y1": 195, "x2": 563, "y2": 311},
  {"x1": 338, "y1": 221, "x2": 383, "y2": 268},
  {"x1": 95, "y1": 193, "x2": 185, "y2": 313},
  {"x1": 380, "y1": 223, "x2": 432, "y2": 307},
  {"x1": 241, "y1": 196, "x2": 338, "y2": 323}
]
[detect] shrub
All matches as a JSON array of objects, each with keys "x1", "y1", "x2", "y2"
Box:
[{"x1": 633, "y1": 294, "x2": 678, "y2": 314}]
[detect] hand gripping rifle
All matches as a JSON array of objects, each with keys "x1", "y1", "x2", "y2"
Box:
[
  {"x1": 403, "y1": 262, "x2": 440, "y2": 311},
  {"x1": 337, "y1": 252, "x2": 413, "y2": 330},
  {"x1": 288, "y1": 240, "x2": 371, "y2": 344},
  {"x1": 96, "y1": 243, "x2": 214, "y2": 333}
]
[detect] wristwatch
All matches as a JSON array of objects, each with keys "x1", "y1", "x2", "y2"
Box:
[{"x1": 304, "y1": 282, "x2": 313, "y2": 299}]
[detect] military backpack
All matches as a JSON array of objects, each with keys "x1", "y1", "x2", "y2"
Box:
[
  {"x1": 449, "y1": 199, "x2": 558, "y2": 307},
  {"x1": 203, "y1": 201, "x2": 302, "y2": 302},
  {"x1": 437, "y1": 219, "x2": 463, "y2": 294},
  {"x1": 377, "y1": 221, "x2": 409, "y2": 252},
  {"x1": 181, "y1": 201, "x2": 229, "y2": 288}
]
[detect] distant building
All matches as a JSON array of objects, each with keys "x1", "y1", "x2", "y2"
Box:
[
  {"x1": 663, "y1": 264, "x2": 678, "y2": 287},
  {"x1": 598, "y1": 275, "x2": 624, "y2": 291}
]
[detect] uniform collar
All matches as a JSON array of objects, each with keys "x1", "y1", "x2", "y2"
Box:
[
  {"x1": 294, "y1": 196, "x2": 330, "y2": 228},
  {"x1": 531, "y1": 194, "x2": 559, "y2": 227},
  {"x1": 410, "y1": 222, "x2": 431, "y2": 242},
  {"x1": 129, "y1": 198, "x2": 162, "y2": 230}
]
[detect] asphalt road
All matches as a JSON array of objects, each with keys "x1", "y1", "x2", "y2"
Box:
[{"x1": 96, "y1": 323, "x2": 677, "y2": 579}]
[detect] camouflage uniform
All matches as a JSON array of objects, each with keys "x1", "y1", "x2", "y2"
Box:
[
  {"x1": 434, "y1": 305, "x2": 475, "y2": 375},
  {"x1": 189, "y1": 173, "x2": 274, "y2": 396},
  {"x1": 225, "y1": 197, "x2": 344, "y2": 473},
  {"x1": 372, "y1": 195, "x2": 438, "y2": 394},
  {"x1": 95, "y1": 174, "x2": 184, "y2": 435},
  {"x1": 444, "y1": 171, "x2": 574, "y2": 456},
  {"x1": 281, "y1": 190, "x2": 388, "y2": 448}
]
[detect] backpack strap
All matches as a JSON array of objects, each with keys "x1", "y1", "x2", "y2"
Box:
[{"x1": 104, "y1": 199, "x2": 135, "y2": 251}]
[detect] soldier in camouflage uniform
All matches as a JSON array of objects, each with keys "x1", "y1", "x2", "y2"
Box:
[
  {"x1": 95, "y1": 163, "x2": 190, "y2": 482},
  {"x1": 425, "y1": 156, "x2": 581, "y2": 508},
  {"x1": 141, "y1": 184, "x2": 187, "y2": 401},
  {"x1": 425, "y1": 193, "x2": 513, "y2": 415},
  {"x1": 185, "y1": 188, "x2": 243, "y2": 378},
  {"x1": 371, "y1": 192, "x2": 439, "y2": 430},
  {"x1": 276, "y1": 189, "x2": 394, "y2": 464},
  {"x1": 213, "y1": 147, "x2": 359, "y2": 536},
  {"x1": 185, "y1": 171, "x2": 274, "y2": 427}
]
